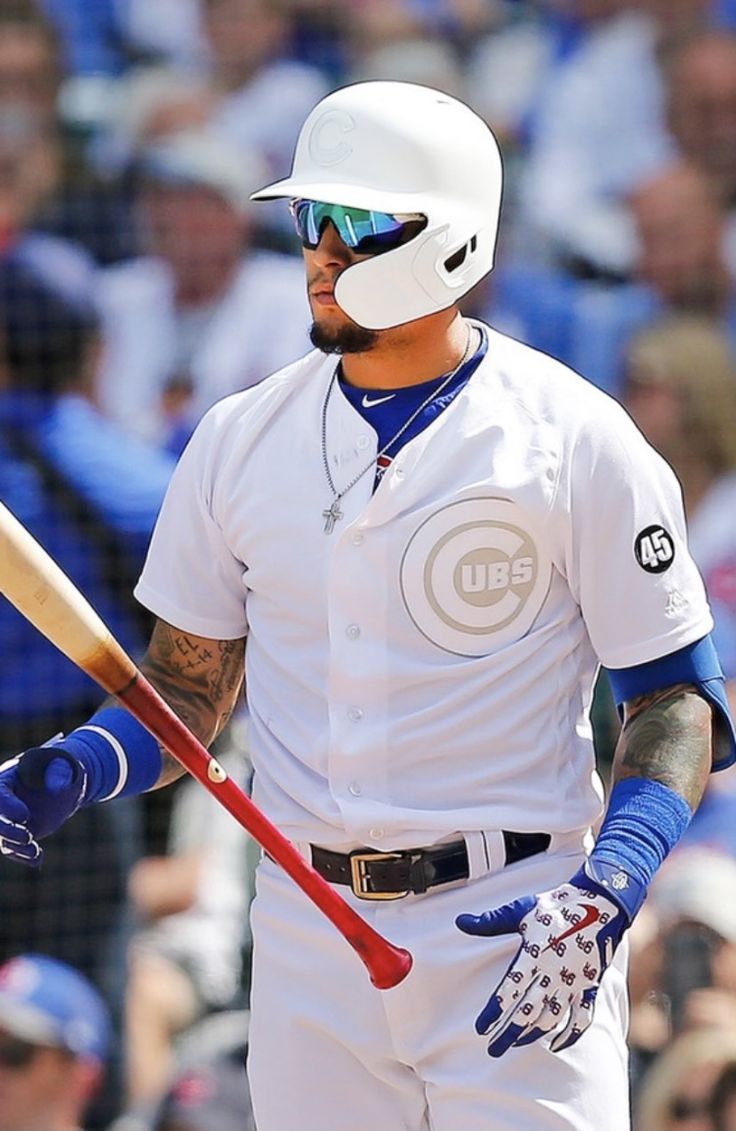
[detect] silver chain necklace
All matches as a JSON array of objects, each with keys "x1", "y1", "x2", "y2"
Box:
[{"x1": 320, "y1": 324, "x2": 474, "y2": 534}]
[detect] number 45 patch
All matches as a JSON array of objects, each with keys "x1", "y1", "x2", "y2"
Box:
[{"x1": 635, "y1": 525, "x2": 675, "y2": 574}]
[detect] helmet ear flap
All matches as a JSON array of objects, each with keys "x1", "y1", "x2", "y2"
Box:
[
  {"x1": 333, "y1": 220, "x2": 497, "y2": 330},
  {"x1": 440, "y1": 231, "x2": 497, "y2": 289},
  {"x1": 415, "y1": 222, "x2": 498, "y2": 306},
  {"x1": 443, "y1": 234, "x2": 479, "y2": 275}
]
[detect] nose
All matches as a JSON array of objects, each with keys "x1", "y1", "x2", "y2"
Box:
[{"x1": 312, "y1": 219, "x2": 355, "y2": 266}]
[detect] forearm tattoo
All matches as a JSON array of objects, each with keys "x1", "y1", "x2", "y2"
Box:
[
  {"x1": 613, "y1": 683, "x2": 712, "y2": 809},
  {"x1": 139, "y1": 620, "x2": 246, "y2": 786}
]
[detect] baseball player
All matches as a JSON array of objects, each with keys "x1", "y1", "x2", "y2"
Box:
[{"x1": 1, "y1": 82, "x2": 734, "y2": 1131}]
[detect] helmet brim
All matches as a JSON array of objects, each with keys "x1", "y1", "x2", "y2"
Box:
[{"x1": 250, "y1": 176, "x2": 432, "y2": 217}]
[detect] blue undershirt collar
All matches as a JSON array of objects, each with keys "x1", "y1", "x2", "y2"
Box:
[{"x1": 338, "y1": 325, "x2": 488, "y2": 461}]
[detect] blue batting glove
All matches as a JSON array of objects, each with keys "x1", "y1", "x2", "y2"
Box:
[
  {"x1": 0, "y1": 746, "x2": 87, "y2": 866},
  {"x1": 456, "y1": 860, "x2": 646, "y2": 1057}
]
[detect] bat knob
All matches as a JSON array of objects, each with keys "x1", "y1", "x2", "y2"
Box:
[{"x1": 369, "y1": 945, "x2": 413, "y2": 990}]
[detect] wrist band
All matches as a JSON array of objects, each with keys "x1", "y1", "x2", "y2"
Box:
[
  {"x1": 590, "y1": 777, "x2": 692, "y2": 911},
  {"x1": 58, "y1": 706, "x2": 162, "y2": 803}
]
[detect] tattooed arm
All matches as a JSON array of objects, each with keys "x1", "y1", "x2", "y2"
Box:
[
  {"x1": 613, "y1": 683, "x2": 716, "y2": 810},
  {"x1": 454, "y1": 682, "x2": 725, "y2": 1057},
  {"x1": 0, "y1": 619, "x2": 246, "y2": 865},
  {"x1": 137, "y1": 618, "x2": 246, "y2": 788}
]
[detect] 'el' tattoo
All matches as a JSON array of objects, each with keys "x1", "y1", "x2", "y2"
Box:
[{"x1": 139, "y1": 621, "x2": 245, "y2": 787}]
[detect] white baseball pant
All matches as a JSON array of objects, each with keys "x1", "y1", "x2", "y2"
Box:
[{"x1": 248, "y1": 839, "x2": 630, "y2": 1131}]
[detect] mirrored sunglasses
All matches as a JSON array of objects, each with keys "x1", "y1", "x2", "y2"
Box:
[{"x1": 289, "y1": 198, "x2": 426, "y2": 254}]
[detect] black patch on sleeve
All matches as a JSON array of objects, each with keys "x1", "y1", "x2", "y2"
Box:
[{"x1": 634, "y1": 525, "x2": 675, "y2": 574}]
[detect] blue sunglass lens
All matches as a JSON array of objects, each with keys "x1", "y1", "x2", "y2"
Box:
[{"x1": 291, "y1": 200, "x2": 421, "y2": 253}]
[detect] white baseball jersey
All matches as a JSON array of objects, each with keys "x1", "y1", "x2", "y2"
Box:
[{"x1": 135, "y1": 322, "x2": 712, "y2": 850}]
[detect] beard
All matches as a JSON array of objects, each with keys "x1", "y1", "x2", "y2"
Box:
[{"x1": 309, "y1": 318, "x2": 379, "y2": 355}]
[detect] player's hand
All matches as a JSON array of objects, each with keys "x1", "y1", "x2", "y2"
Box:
[
  {"x1": 0, "y1": 746, "x2": 87, "y2": 866},
  {"x1": 456, "y1": 860, "x2": 645, "y2": 1056}
]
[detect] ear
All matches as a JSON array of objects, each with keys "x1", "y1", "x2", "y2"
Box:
[{"x1": 77, "y1": 1057, "x2": 105, "y2": 1104}]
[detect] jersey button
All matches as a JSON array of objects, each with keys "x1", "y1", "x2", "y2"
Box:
[
  {"x1": 357, "y1": 434, "x2": 371, "y2": 450},
  {"x1": 348, "y1": 706, "x2": 363, "y2": 721},
  {"x1": 346, "y1": 624, "x2": 361, "y2": 639},
  {"x1": 351, "y1": 532, "x2": 364, "y2": 546},
  {"x1": 369, "y1": 828, "x2": 384, "y2": 840},
  {"x1": 348, "y1": 781, "x2": 362, "y2": 796}
]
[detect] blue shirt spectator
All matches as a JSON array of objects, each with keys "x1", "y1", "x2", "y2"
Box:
[
  {"x1": 40, "y1": 0, "x2": 125, "y2": 77},
  {"x1": 488, "y1": 263, "x2": 736, "y2": 400},
  {"x1": 0, "y1": 256, "x2": 175, "y2": 732},
  {"x1": 0, "y1": 254, "x2": 175, "y2": 1130},
  {"x1": 488, "y1": 158, "x2": 736, "y2": 400},
  {"x1": 0, "y1": 392, "x2": 174, "y2": 720}
]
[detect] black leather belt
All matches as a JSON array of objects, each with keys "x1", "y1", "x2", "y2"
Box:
[{"x1": 310, "y1": 831, "x2": 551, "y2": 901}]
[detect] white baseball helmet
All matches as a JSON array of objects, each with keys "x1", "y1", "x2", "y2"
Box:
[{"x1": 250, "y1": 81, "x2": 504, "y2": 330}]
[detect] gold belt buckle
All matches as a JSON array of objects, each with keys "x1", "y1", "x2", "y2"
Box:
[{"x1": 349, "y1": 851, "x2": 409, "y2": 901}]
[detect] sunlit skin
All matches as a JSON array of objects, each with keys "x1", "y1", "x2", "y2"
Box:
[
  {"x1": 0, "y1": 1035, "x2": 100, "y2": 1131},
  {"x1": 0, "y1": 23, "x2": 58, "y2": 123},
  {"x1": 140, "y1": 182, "x2": 245, "y2": 307},
  {"x1": 202, "y1": 0, "x2": 288, "y2": 89},
  {"x1": 667, "y1": 33, "x2": 736, "y2": 194},
  {"x1": 303, "y1": 219, "x2": 470, "y2": 390},
  {"x1": 630, "y1": 162, "x2": 728, "y2": 311}
]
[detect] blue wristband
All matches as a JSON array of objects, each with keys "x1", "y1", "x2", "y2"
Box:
[
  {"x1": 589, "y1": 777, "x2": 693, "y2": 918},
  {"x1": 56, "y1": 706, "x2": 162, "y2": 803}
]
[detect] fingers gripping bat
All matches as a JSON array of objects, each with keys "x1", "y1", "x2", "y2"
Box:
[{"x1": 0, "y1": 501, "x2": 412, "y2": 989}]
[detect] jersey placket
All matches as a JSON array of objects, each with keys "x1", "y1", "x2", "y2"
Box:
[{"x1": 321, "y1": 397, "x2": 397, "y2": 844}]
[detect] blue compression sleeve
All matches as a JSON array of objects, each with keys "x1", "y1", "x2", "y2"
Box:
[
  {"x1": 589, "y1": 777, "x2": 692, "y2": 918},
  {"x1": 53, "y1": 706, "x2": 162, "y2": 803}
]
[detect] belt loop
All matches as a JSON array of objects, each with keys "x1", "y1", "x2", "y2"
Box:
[
  {"x1": 464, "y1": 830, "x2": 505, "y2": 879},
  {"x1": 462, "y1": 832, "x2": 487, "y2": 880},
  {"x1": 484, "y1": 830, "x2": 506, "y2": 872}
]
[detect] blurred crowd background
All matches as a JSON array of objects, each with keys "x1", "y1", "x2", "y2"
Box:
[{"x1": 1, "y1": 1, "x2": 736, "y2": 1128}]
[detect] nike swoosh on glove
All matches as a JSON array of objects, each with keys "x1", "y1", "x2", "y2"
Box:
[
  {"x1": 456, "y1": 859, "x2": 646, "y2": 1057},
  {"x1": 0, "y1": 746, "x2": 87, "y2": 866}
]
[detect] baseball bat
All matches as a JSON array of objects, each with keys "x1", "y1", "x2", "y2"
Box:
[{"x1": 0, "y1": 501, "x2": 412, "y2": 989}]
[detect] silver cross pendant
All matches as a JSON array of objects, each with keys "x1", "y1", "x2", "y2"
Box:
[{"x1": 322, "y1": 499, "x2": 343, "y2": 534}]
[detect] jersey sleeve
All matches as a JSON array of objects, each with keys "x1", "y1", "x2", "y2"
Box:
[
  {"x1": 563, "y1": 398, "x2": 713, "y2": 669},
  {"x1": 134, "y1": 407, "x2": 249, "y2": 639}
]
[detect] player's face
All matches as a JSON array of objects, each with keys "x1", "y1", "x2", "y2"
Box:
[
  {"x1": 302, "y1": 220, "x2": 377, "y2": 354},
  {"x1": 292, "y1": 199, "x2": 426, "y2": 354}
]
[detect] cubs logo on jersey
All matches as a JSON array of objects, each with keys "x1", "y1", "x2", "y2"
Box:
[{"x1": 399, "y1": 497, "x2": 552, "y2": 656}]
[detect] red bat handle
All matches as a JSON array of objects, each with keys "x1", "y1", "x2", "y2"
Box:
[{"x1": 119, "y1": 675, "x2": 413, "y2": 990}]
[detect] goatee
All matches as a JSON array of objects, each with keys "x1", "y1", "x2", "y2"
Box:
[{"x1": 309, "y1": 320, "x2": 379, "y2": 355}]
